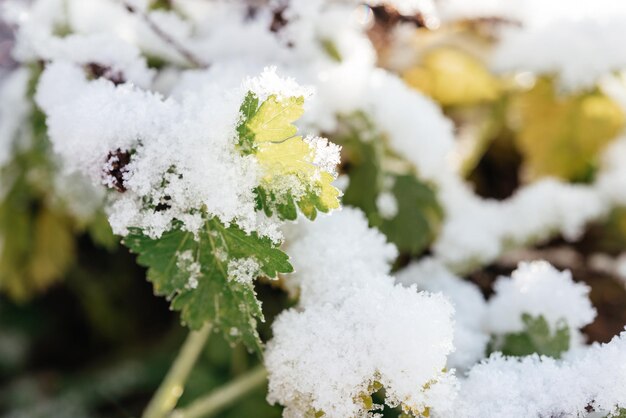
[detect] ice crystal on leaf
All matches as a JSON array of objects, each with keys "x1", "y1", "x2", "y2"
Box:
[{"x1": 227, "y1": 257, "x2": 261, "y2": 286}]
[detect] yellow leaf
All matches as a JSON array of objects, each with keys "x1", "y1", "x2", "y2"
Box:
[
  {"x1": 246, "y1": 95, "x2": 304, "y2": 143},
  {"x1": 255, "y1": 136, "x2": 314, "y2": 181},
  {"x1": 512, "y1": 78, "x2": 625, "y2": 181},
  {"x1": 317, "y1": 172, "x2": 340, "y2": 211},
  {"x1": 241, "y1": 93, "x2": 340, "y2": 219},
  {"x1": 403, "y1": 47, "x2": 499, "y2": 106},
  {"x1": 0, "y1": 207, "x2": 75, "y2": 301},
  {"x1": 29, "y1": 208, "x2": 75, "y2": 285},
  {"x1": 255, "y1": 138, "x2": 340, "y2": 212}
]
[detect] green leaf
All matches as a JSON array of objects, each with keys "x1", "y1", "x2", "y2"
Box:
[
  {"x1": 124, "y1": 218, "x2": 293, "y2": 351},
  {"x1": 608, "y1": 408, "x2": 626, "y2": 418},
  {"x1": 237, "y1": 92, "x2": 260, "y2": 154},
  {"x1": 341, "y1": 123, "x2": 383, "y2": 224},
  {"x1": 340, "y1": 113, "x2": 443, "y2": 255},
  {"x1": 87, "y1": 211, "x2": 118, "y2": 251},
  {"x1": 320, "y1": 39, "x2": 342, "y2": 62},
  {"x1": 498, "y1": 314, "x2": 570, "y2": 359},
  {"x1": 149, "y1": 0, "x2": 173, "y2": 10},
  {"x1": 275, "y1": 194, "x2": 298, "y2": 221},
  {"x1": 380, "y1": 175, "x2": 443, "y2": 256}
]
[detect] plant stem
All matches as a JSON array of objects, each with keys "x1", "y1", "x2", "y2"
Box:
[
  {"x1": 142, "y1": 323, "x2": 213, "y2": 418},
  {"x1": 171, "y1": 365, "x2": 268, "y2": 418},
  {"x1": 123, "y1": 1, "x2": 209, "y2": 68}
]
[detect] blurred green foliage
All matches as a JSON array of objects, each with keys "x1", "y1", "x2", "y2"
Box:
[
  {"x1": 0, "y1": 67, "x2": 76, "y2": 301},
  {"x1": 338, "y1": 113, "x2": 443, "y2": 257},
  {"x1": 495, "y1": 314, "x2": 570, "y2": 359},
  {"x1": 0, "y1": 236, "x2": 287, "y2": 417}
]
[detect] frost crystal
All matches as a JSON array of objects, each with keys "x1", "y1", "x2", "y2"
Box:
[
  {"x1": 176, "y1": 250, "x2": 200, "y2": 290},
  {"x1": 303, "y1": 136, "x2": 342, "y2": 175},
  {"x1": 227, "y1": 257, "x2": 261, "y2": 285}
]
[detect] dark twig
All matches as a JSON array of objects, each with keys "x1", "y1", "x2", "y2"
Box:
[
  {"x1": 370, "y1": 4, "x2": 429, "y2": 29},
  {"x1": 269, "y1": 5, "x2": 288, "y2": 33},
  {"x1": 104, "y1": 148, "x2": 131, "y2": 192},
  {"x1": 85, "y1": 63, "x2": 126, "y2": 85},
  {"x1": 123, "y1": 2, "x2": 209, "y2": 69},
  {"x1": 366, "y1": 3, "x2": 435, "y2": 52}
]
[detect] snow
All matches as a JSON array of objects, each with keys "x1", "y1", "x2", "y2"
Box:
[
  {"x1": 267, "y1": 209, "x2": 457, "y2": 417},
  {"x1": 397, "y1": 258, "x2": 489, "y2": 370},
  {"x1": 364, "y1": 70, "x2": 456, "y2": 184},
  {"x1": 267, "y1": 281, "x2": 457, "y2": 418},
  {"x1": 227, "y1": 257, "x2": 260, "y2": 285},
  {"x1": 376, "y1": 191, "x2": 398, "y2": 219},
  {"x1": 285, "y1": 208, "x2": 398, "y2": 304},
  {"x1": 486, "y1": 261, "x2": 596, "y2": 339},
  {"x1": 449, "y1": 332, "x2": 626, "y2": 418},
  {"x1": 492, "y1": 18, "x2": 626, "y2": 91},
  {"x1": 437, "y1": 0, "x2": 626, "y2": 90},
  {"x1": 434, "y1": 177, "x2": 610, "y2": 272}
]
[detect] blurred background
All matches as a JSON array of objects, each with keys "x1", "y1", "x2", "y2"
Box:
[{"x1": 0, "y1": 9, "x2": 283, "y2": 418}]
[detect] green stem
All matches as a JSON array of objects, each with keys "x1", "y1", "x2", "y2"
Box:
[
  {"x1": 142, "y1": 323, "x2": 213, "y2": 418},
  {"x1": 171, "y1": 365, "x2": 268, "y2": 418}
]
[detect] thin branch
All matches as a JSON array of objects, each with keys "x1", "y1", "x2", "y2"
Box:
[
  {"x1": 171, "y1": 365, "x2": 268, "y2": 418},
  {"x1": 123, "y1": 2, "x2": 209, "y2": 69},
  {"x1": 142, "y1": 323, "x2": 213, "y2": 418}
]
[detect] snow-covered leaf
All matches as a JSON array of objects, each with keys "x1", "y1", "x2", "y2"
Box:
[
  {"x1": 497, "y1": 314, "x2": 570, "y2": 359},
  {"x1": 124, "y1": 217, "x2": 293, "y2": 351}
]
